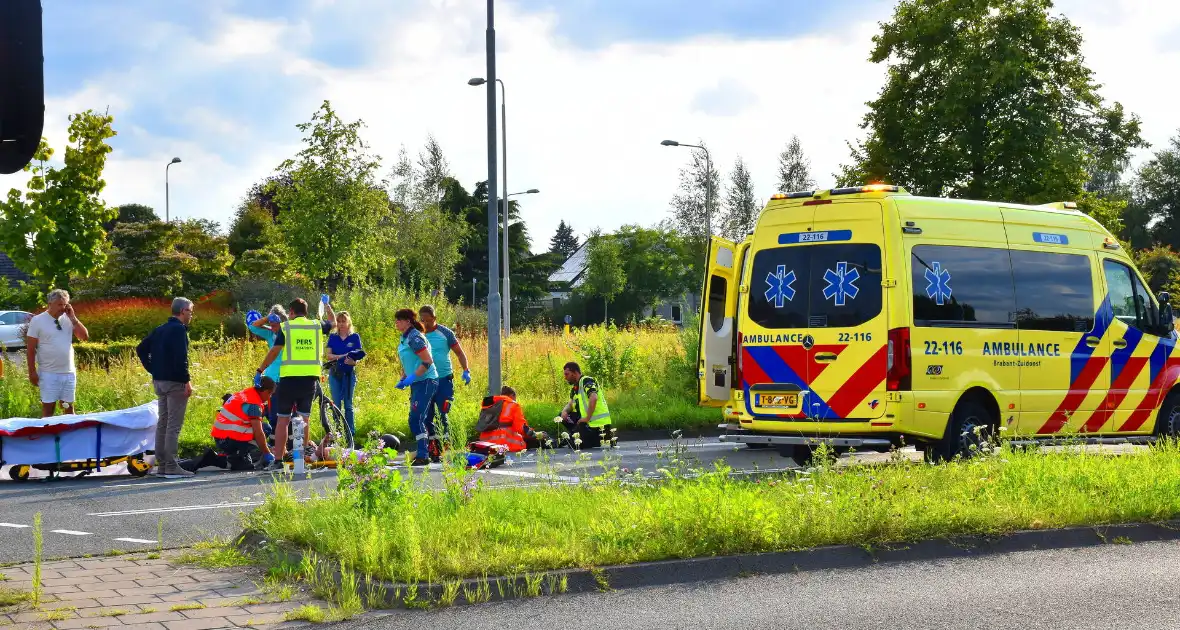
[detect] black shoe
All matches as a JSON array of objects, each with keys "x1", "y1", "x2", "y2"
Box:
[{"x1": 411, "y1": 457, "x2": 431, "y2": 467}]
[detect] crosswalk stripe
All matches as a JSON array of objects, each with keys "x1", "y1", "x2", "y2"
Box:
[
  {"x1": 114, "y1": 538, "x2": 158, "y2": 544},
  {"x1": 0, "y1": 523, "x2": 30, "y2": 528},
  {"x1": 51, "y1": 530, "x2": 92, "y2": 536}
]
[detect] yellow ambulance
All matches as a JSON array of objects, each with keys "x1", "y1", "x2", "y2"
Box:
[{"x1": 704, "y1": 185, "x2": 1178, "y2": 462}]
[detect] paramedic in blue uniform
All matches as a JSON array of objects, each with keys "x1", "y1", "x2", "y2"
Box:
[
  {"x1": 248, "y1": 304, "x2": 288, "y2": 433},
  {"x1": 418, "y1": 305, "x2": 471, "y2": 455},
  {"x1": 394, "y1": 308, "x2": 439, "y2": 466},
  {"x1": 324, "y1": 310, "x2": 364, "y2": 442}
]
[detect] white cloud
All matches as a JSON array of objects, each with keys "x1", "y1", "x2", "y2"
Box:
[{"x1": 3, "y1": 0, "x2": 1178, "y2": 253}]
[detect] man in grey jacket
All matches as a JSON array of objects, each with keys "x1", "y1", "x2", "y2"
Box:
[{"x1": 136, "y1": 297, "x2": 195, "y2": 478}]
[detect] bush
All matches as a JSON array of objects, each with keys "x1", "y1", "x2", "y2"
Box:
[
  {"x1": 72, "y1": 293, "x2": 236, "y2": 342},
  {"x1": 0, "y1": 280, "x2": 44, "y2": 312},
  {"x1": 74, "y1": 339, "x2": 225, "y2": 369}
]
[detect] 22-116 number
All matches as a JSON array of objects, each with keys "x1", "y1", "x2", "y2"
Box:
[
  {"x1": 924, "y1": 340, "x2": 963, "y2": 355},
  {"x1": 838, "y1": 332, "x2": 872, "y2": 342}
]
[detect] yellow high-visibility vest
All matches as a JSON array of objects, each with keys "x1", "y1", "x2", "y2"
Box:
[
  {"x1": 280, "y1": 317, "x2": 322, "y2": 378},
  {"x1": 576, "y1": 375, "x2": 611, "y2": 428}
]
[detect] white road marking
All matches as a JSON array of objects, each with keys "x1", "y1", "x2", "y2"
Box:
[
  {"x1": 483, "y1": 469, "x2": 581, "y2": 483},
  {"x1": 51, "y1": 530, "x2": 92, "y2": 536},
  {"x1": 87, "y1": 501, "x2": 263, "y2": 517},
  {"x1": 114, "y1": 538, "x2": 158, "y2": 544},
  {"x1": 101, "y1": 478, "x2": 209, "y2": 488},
  {"x1": 0, "y1": 523, "x2": 30, "y2": 528}
]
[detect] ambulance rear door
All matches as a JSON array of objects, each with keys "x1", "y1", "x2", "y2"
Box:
[{"x1": 699, "y1": 236, "x2": 739, "y2": 405}]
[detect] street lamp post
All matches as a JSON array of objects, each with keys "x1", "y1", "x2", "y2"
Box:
[
  {"x1": 165, "y1": 157, "x2": 181, "y2": 222},
  {"x1": 660, "y1": 140, "x2": 713, "y2": 238},
  {"x1": 481, "y1": 0, "x2": 502, "y2": 395},
  {"x1": 468, "y1": 76, "x2": 513, "y2": 336}
]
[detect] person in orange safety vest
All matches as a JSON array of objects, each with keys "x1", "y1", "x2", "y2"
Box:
[
  {"x1": 475, "y1": 386, "x2": 542, "y2": 452},
  {"x1": 181, "y1": 377, "x2": 276, "y2": 472}
]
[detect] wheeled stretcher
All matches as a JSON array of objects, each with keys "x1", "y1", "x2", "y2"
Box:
[{"x1": 0, "y1": 401, "x2": 157, "y2": 481}]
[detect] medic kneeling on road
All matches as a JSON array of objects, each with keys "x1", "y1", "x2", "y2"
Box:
[
  {"x1": 181, "y1": 377, "x2": 277, "y2": 472},
  {"x1": 473, "y1": 386, "x2": 545, "y2": 452}
]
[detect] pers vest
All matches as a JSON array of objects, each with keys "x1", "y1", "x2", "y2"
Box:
[{"x1": 280, "y1": 317, "x2": 322, "y2": 378}]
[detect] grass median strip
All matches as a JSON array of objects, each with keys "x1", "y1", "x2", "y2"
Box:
[{"x1": 246, "y1": 441, "x2": 1180, "y2": 586}]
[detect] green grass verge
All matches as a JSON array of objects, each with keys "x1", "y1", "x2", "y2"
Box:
[{"x1": 247, "y1": 443, "x2": 1180, "y2": 585}]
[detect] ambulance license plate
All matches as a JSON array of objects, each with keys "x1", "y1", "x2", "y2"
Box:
[{"x1": 756, "y1": 394, "x2": 798, "y2": 409}]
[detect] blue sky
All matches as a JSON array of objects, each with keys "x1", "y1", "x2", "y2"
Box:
[{"x1": 4, "y1": 0, "x2": 1179, "y2": 253}]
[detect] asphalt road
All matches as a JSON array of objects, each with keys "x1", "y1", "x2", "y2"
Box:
[
  {"x1": 338, "y1": 540, "x2": 1180, "y2": 630},
  {"x1": 0, "y1": 438, "x2": 817, "y2": 563}
]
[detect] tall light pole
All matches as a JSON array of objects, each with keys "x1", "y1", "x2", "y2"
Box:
[
  {"x1": 661, "y1": 140, "x2": 713, "y2": 238},
  {"x1": 482, "y1": 0, "x2": 502, "y2": 395},
  {"x1": 165, "y1": 157, "x2": 181, "y2": 222},
  {"x1": 468, "y1": 76, "x2": 512, "y2": 336}
]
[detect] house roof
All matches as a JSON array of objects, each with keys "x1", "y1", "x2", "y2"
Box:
[
  {"x1": 0, "y1": 251, "x2": 30, "y2": 288},
  {"x1": 548, "y1": 242, "x2": 588, "y2": 288}
]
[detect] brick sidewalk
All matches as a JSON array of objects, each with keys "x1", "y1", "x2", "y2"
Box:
[{"x1": 0, "y1": 552, "x2": 332, "y2": 629}]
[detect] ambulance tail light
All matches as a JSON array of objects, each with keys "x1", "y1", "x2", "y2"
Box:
[{"x1": 886, "y1": 327, "x2": 911, "y2": 391}]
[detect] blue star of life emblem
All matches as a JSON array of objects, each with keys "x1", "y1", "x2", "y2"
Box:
[
  {"x1": 764, "y1": 265, "x2": 796, "y2": 308},
  {"x1": 924, "y1": 262, "x2": 952, "y2": 306},
  {"x1": 822, "y1": 262, "x2": 860, "y2": 307}
]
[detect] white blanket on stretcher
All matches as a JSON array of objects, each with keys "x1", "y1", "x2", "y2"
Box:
[{"x1": 0, "y1": 401, "x2": 158, "y2": 466}]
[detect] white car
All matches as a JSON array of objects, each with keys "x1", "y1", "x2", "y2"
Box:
[{"x1": 0, "y1": 310, "x2": 32, "y2": 350}]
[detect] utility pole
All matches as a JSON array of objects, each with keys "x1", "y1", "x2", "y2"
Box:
[{"x1": 484, "y1": 0, "x2": 502, "y2": 395}]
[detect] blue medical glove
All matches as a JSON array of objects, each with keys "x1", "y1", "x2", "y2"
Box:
[
  {"x1": 268, "y1": 313, "x2": 281, "y2": 324},
  {"x1": 263, "y1": 453, "x2": 275, "y2": 466},
  {"x1": 395, "y1": 374, "x2": 415, "y2": 390},
  {"x1": 254, "y1": 372, "x2": 263, "y2": 388},
  {"x1": 320, "y1": 293, "x2": 330, "y2": 305},
  {"x1": 462, "y1": 369, "x2": 472, "y2": 385}
]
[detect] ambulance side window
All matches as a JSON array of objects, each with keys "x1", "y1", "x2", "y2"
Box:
[
  {"x1": 911, "y1": 245, "x2": 1015, "y2": 327},
  {"x1": 1103, "y1": 260, "x2": 1153, "y2": 331},
  {"x1": 707, "y1": 275, "x2": 728, "y2": 333},
  {"x1": 1010, "y1": 251, "x2": 1095, "y2": 332}
]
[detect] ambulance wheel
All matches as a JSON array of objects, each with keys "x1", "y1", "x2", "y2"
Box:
[
  {"x1": 9, "y1": 465, "x2": 31, "y2": 482},
  {"x1": 926, "y1": 399, "x2": 993, "y2": 463},
  {"x1": 1153, "y1": 391, "x2": 1180, "y2": 442}
]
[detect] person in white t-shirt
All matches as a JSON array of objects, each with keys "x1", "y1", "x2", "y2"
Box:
[{"x1": 25, "y1": 289, "x2": 90, "y2": 417}]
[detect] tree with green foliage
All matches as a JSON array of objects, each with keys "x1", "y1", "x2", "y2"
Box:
[
  {"x1": 1133, "y1": 246, "x2": 1180, "y2": 298},
  {"x1": 81, "y1": 219, "x2": 232, "y2": 298},
  {"x1": 1137, "y1": 132, "x2": 1180, "y2": 251},
  {"x1": 579, "y1": 230, "x2": 626, "y2": 323},
  {"x1": 175, "y1": 219, "x2": 232, "y2": 295},
  {"x1": 1076, "y1": 191, "x2": 1125, "y2": 236},
  {"x1": 549, "y1": 220, "x2": 580, "y2": 259},
  {"x1": 610, "y1": 225, "x2": 696, "y2": 322},
  {"x1": 668, "y1": 143, "x2": 721, "y2": 261},
  {"x1": 271, "y1": 101, "x2": 390, "y2": 291},
  {"x1": 837, "y1": 0, "x2": 1144, "y2": 205},
  {"x1": 103, "y1": 203, "x2": 158, "y2": 232},
  {"x1": 0, "y1": 110, "x2": 118, "y2": 291},
  {"x1": 776, "y1": 135, "x2": 815, "y2": 193},
  {"x1": 227, "y1": 200, "x2": 278, "y2": 260},
  {"x1": 722, "y1": 156, "x2": 759, "y2": 241}
]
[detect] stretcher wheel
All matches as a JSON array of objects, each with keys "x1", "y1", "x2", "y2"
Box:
[
  {"x1": 9, "y1": 465, "x2": 30, "y2": 482},
  {"x1": 126, "y1": 457, "x2": 151, "y2": 477}
]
